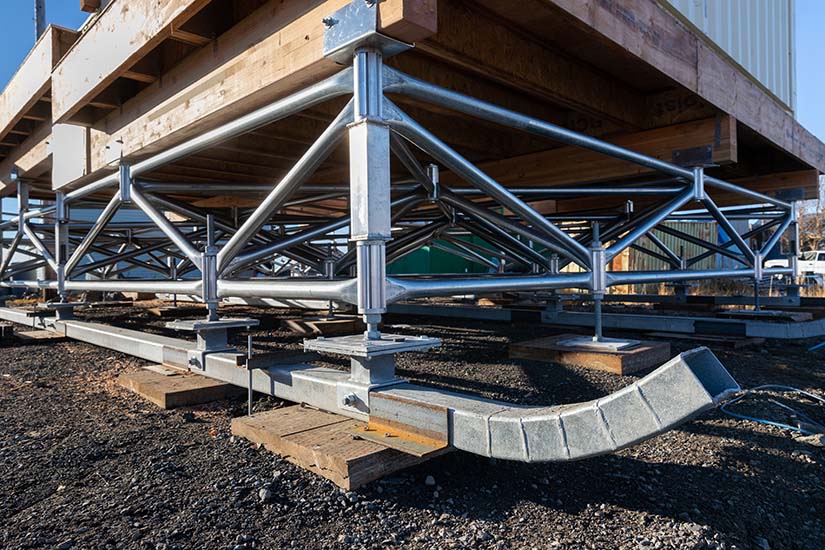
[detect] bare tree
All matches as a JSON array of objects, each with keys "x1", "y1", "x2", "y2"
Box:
[{"x1": 797, "y1": 176, "x2": 825, "y2": 251}]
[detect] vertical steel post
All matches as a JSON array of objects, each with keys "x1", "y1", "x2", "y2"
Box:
[
  {"x1": 350, "y1": 47, "x2": 390, "y2": 340},
  {"x1": 590, "y1": 223, "x2": 605, "y2": 342},
  {"x1": 753, "y1": 251, "x2": 763, "y2": 311},
  {"x1": 247, "y1": 333, "x2": 254, "y2": 417},
  {"x1": 167, "y1": 255, "x2": 179, "y2": 306},
  {"x1": 34, "y1": 0, "x2": 46, "y2": 39},
  {"x1": 17, "y1": 181, "x2": 29, "y2": 237},
  {"x1": 789, "y1": 202, "x2": 801, "y2": 294},
  {"x1": 119, "y1": 163, "x2": 132, "y2": 203},
  {"x1": 55, "y1": 191, "x2": 69, "y2": 301},
  {"x1": 0, "y1": 196, "x2": 4, "y2": 279},
  {"x1": 203, "y1": 214, "x2": 219, "y2": 321}
]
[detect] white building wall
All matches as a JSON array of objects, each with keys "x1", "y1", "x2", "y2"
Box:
[{"x1": 665, "y1": 0, "x2": 796, "y2": 112}]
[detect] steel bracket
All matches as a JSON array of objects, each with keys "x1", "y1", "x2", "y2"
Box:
[
  {"x1": 166, "y1": 318, "x2": 259, "y2": 370},
  {"x1": 323, "y1": 0, "x2": 412, "y2": 63}
]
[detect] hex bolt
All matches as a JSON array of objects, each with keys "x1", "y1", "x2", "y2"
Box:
[{"x1": 343, "y1": 393, "x2": 358, "y2": 406}]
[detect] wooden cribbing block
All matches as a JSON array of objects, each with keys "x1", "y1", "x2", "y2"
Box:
[
  {"x1": 509, "y1": 334, "x2": 671, "y2": 375},
  {"x1": 280, "y1": 316, "x2": 365, "y2": 336},
  {"x1": 118, "y1": 367, "x2": 243, "y2": 409},
  {"x1": 15, "y1": 330, "x2": 68, "y2": 343},
  {"x1": 145, "y1": 305, "x2": 206, "y2": 318},
  {"x1": 231, "y1": 406, "x2": 432, "y2": 490},
  {"x1": 645, "y1": 332, "x2": 765, "y2": 350},
  {"x1": 715, "y1": 310, "x2": 813, "y2": 322}
]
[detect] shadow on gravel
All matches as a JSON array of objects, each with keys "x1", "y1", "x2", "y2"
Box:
[{"x1": 379, "y1": 419, "x2": 820, "y2": 545}]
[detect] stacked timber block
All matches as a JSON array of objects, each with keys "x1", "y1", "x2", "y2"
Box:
[
  {"x1": 715, "y1": 310, "x2": 813, "y2": 322},
  {"x1": 145, "y1": 304, "x2": 206, "y2": 318},
  {"x1": 118, "y1": 366, "x2": 243, "y2": 409},
  {"x1": 231, "y1": 406, "x2": 436, "y2": 490},
  {"x1": 509, "y1": 334, "x2": 671, "y2": 375},
  {"x1": 14, "y1": 330, "x2": 68, "y2": 343},
  {"x1": 645, "y1": 332, "x2": 765, "y2": 349}
]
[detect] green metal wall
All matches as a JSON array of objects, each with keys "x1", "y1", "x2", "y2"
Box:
[{"x1": 387, "y1": 237, "x2": 492, "y2": 275}]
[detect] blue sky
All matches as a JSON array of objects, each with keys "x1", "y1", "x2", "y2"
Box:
[
  {"x1": 0, "y1": 0, "x2": 822, "y2": 140},
  {"x1": 794, "y1": 0, "x2": 825, "y2": 142},
  {"x1": 0, "y1": 1, "x2": 88, "y2": 87}
]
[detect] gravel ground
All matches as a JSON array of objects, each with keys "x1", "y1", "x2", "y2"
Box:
[{"x1": 0, "y1": 303, "x2": 823, "y2": 550}]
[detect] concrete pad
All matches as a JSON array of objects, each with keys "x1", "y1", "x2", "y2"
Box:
[
  {"x1": 231, "y1": 406, "x2": 433, "y2": 490},
  {"x1": 118, "y1": 367, "x2": 243, "y2": 409},
  {"x1": 510, "y1": 333, "x2": 671, "y2": 375}
]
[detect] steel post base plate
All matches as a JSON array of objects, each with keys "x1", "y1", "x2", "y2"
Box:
[
  {"x1": 303, "y1": 333, "x2": 441, "y2": 359},
  {"x1": 554, "y1": 336, "x2": 641, "y2": 352},
  {"x1": 165, "y1": 318, "x2": 259, "y2": 331}
]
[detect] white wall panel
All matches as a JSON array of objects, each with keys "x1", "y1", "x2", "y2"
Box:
[{"x1": 665, "y1": 0, "x2": 795, "y2": 111}]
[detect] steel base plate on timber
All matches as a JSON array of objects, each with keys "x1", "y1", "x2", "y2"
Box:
[
  {"x1": 510, "y1": 334, "x2": 670, "y2": 375},
  {"x1": 303, "y1": 333, "x2": 440, "y2": 358}
]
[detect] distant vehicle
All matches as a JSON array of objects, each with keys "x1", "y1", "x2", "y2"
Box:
[{"x1": 765, "y1": 250, "x2": 825, "y2": 285}]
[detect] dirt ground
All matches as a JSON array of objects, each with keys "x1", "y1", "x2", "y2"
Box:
[{"x1": 0, "y1": 304, "x2": 823, "y2": 550}]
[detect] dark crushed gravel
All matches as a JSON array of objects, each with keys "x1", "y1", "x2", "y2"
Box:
[{"x1": 0, "y1": 304, "x2": 823, "y2": 549}]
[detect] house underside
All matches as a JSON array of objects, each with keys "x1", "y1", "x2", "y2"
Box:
[{"x1": 0, "y1": 0, "x2": 817, "y2": 461}]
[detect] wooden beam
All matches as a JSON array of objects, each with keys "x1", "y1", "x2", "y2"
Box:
[
  {"x1": 80, "y1": 0, "x2": 102, "y2": 13},
  {"x1": 439, "y1": 116, "x2": 736, "y2": 188},
  {"x1": 52, "y1": 0, "x2": 212, "y2": 123},
  {"x1": 541, "y1": 0, "x2": 825, "y2": 173},
  {"x1": 121, "y1": 70, "x2": 157, "y2": 84},
  {"x1": 0, "y1": 26, "x2": 78, "y2": 142},
  {"x1": 719, "y1": 169, "x2": 821, "y2": 204},
  {"x1": 64, "y1": 0, "x2": 437, "y2": 189},
  {"x1": 21, "y1": 102, "x2": 51, "y2": 122},
  {"x1": 417, "y1": 0, "x2": 646, "y2": 129},
  {"x1": 169, "y1": 28, "x2": 212, "y2": 47},
  {"x1": 0, "y1": 123, "x2": 52, "y2": 193}
]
